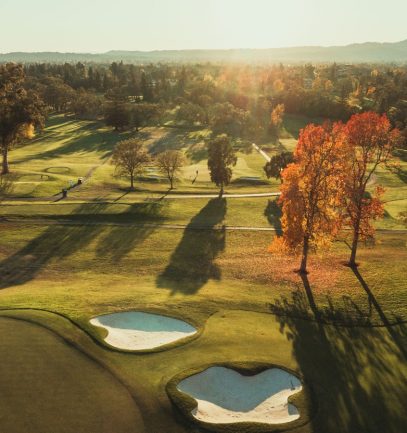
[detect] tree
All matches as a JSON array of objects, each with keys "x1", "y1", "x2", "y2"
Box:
[
  {"x1": 130, "y1": 103, "x2": 161, "y2": 131},
  {"x1": 112, "y1": 139, "x2": 150, "y2": 190},
  {"x1": 209, "y1": 103, "x2": 249, "y2": 137},
  {"x1": 207, "y1": 134, "x2": 237, "y2": 197},
  {"x1": 177, "y1": 103, "x2": 205, "y2": 125},
  {"x1": 104, "y1": 99, "x2": 131, "y2": 131},
  {"x1": 270, "y1": 123, "x2": 345, "y2": 274},
  {"x1": 71, "y1": 90, "x2": 102, "y2": 120},
  {"x1": 156, "y1": 150, "x2": 185, "y2": 189},
  {"x1": 42, "y1": 77, "x2": 75, "y2": 112},
  {"x1": 269, "y1": 103, "x2": 285, "y2": 144},
  {"x1": 0, "y1": 63, "x2": 46, "y2": 174},
  {"x1": 341, "y1": 112, "x2": 401, "y2": 267},
  {"x1": 264, "y1": 151, "x2": 293, "y2": 183}
]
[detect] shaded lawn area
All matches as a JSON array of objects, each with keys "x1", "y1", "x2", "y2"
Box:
[
  {"x1": 0, "y1": 317, "x2": 143, "y2": 433},
  {"x1": 0, "y1": 307, "x2": 405, "y2": 433},
  {"x1": 0, "y1": 201, "x2": 405, "y2": 432},
  {"x1": 0, "y1": 219, "x2": 405, "y2": 324}
]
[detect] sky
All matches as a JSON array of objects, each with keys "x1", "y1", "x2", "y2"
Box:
[{"x1": 0, "y1": 0, "x2": 406, "y2": 53}]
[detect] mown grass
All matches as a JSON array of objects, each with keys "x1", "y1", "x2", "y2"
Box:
[
  {"x1": 0, "y1": 209, "x2": 405, "y2": 432},
  {"x1": 7, "y1": 115, "x2": 277, "y2": 198},
  {"x1": 0, "y1": 113, "x2": 406, "y2": 433},
  {"x1": 0, "y1": 315, "x2": 143, "y2": 433},
  {"x1": 0, "y1": 306, "x2": 405, "y2": 433}
]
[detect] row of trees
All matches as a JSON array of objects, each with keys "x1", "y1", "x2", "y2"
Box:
[
  {"x1": 271, "y1": 112, "x2": 401, "y2": 272},
  {"x1": 23, "y1": 61, "x2": 407, "y2": 147},
  {"x1": 111, "y1": 134, "x2": 238, "y2": 196},
  {"x1": 0, "y1": 63, "x2": 46, "y2": 175},
  {"x1": 112, "y1": 141, "x2": 185, "y2": 191}
]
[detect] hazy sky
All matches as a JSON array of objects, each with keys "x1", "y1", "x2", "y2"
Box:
[{"x1": 1, "y1": 0, "x2": 406, "y2": 52}]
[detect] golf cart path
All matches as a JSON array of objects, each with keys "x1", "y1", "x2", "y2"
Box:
[
  {"x1": 252, "y1": 143, "x2": 271, "y2": 162},
  {"x1": 4, "y1": 191, "x2": 281, "y2": 203},
  {"x1": 2, "y1": 218, "x2": 406, "y2": 233},
  {"x1": 163, "y1": 192, "x2": 279, "y2": 199}
]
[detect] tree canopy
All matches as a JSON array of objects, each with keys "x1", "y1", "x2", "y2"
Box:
[
  {"x1": 112, "y1": 138, "x2": 150, "y2": 190},
  {"x1": 264, "y1": 151, "x2": 293, "y2": 182},
  {"x1": 340, "y1": 112, "x2": 401, "y2": 266},
  {"x1": 156, "y1": 150, "x2": 185, "y2": 189},
  {"x1": 0, "y1": 63, "x2": 46, "y2": 174},
  {"x1": 270, "y1": 123, "x2": 345, "y2": 273},
  {"x1": 207, "y1": 134, "x2": 237, "y2": 197}
]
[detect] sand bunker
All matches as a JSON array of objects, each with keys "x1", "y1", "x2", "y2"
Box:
[
  {"x1": 90, "y1": 311, "x2": 197, "y2": 350},
  {"x1": 177, "y1": 367, "x2": 302, "y2": 425}
]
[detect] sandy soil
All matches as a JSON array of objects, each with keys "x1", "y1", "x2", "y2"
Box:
[
  {"x1": 177, "y1": 366, "x2": 302, "y2": 424},
  {"x1": 90, "y1": 311, "x2": 196, "y2": 350}
]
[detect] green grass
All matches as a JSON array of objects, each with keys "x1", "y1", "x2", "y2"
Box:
[
  {"x1": 0, "y1": 315, "x2": 143, "y2": 433},
  {"x1": 0, "y1": 214, "x2": 405, "y2": 432},
  {"x1": 0, "y1": 113, "x2": 406, "y2": 433},
  {"x1": 7, "y1": 115, "x2": 276, "y2": 198},
  {"x1": 0, "y1": 306, "x2": 405, "y2": 433}
]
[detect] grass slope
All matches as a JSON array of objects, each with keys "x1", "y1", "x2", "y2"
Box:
[{"x1": 0, "y1": 316, "x2": 144, "y2": 433}]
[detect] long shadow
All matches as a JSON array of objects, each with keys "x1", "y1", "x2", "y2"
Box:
[
  {"x1": 16, "y1": 123, "x2": 131, "y2": 163},
  {"x1": 264, "y1": 199, "x2": 282, "y2": 235},
  {"x1": 351, "y1": 266, "x2": 407, "y2": 358},
  {"x1": 0, "y1": 203, "x2": 108, "y2": 289},
  {"x1": 269, "y1": 275, "x2": 407, "y2": 433},
  {"x1": 95, "y1": 202, "x2": 163, "y2": 262},
  {"x1": 148, "y1": 129, "x2": 187, "y2": 154},
  {"x1": 156, "y1": 198, "x2": 226, "y2": 295}
]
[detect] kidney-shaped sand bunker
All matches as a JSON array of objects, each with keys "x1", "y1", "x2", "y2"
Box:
[
  {"x1": 177, "y1": 366, "x2": 303, "y2": 425},
  {"x1": 90, "y1": 311, "x2": 197, "y2": 350}
]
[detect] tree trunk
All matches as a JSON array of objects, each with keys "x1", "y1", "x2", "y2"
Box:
[
  {"x1": 130, "y1": 173, "x2": 134, "y2": 190},
  {"x1": 219, "y1": 184, "x2": 224, "y2": 198},
  {"x1": 2, "y1": 144, "x2": 9, "y2": 175},
  {"x1": 349, "y1": 225, "x2": 360, "y2": 267},
  {"x1": 300, "y1": 235, "x2": 309, "y2": 274},
  {"x1": 170, "y1": 177, "x2": 174, "y2": 190},
  {"x1": 348, "y1": 209, "x2": 361, "y2": 267}
]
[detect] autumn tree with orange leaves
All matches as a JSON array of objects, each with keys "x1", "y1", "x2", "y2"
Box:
[
  {"x1": 270, "y1": 104, "x2": 285, "y2": 144},
  {"x1": 270, "y1": 123, "x2": 345, "y2": 274},
  {"x1": 341, "y1": 112, "x2": 401, "y2": 267}
]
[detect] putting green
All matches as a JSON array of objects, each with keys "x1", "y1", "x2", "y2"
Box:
[{"x1": 0, "y1": 317, "x2": 144, "y2": 433}]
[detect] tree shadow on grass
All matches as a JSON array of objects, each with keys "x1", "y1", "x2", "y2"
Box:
[
  {"x1": 148, "y1": 129, "x2": 187, "y2": 154},
  {"x1": 0, "y1": 204, "x2": 108, "y2": 289},
  {"x1": 269, "y1": 273, "x2": 407, "y2": 433},
  {"x1": 156, "y1": 198, "x2": 226, "y2": 295},
  {"x1": 0, "y1": 201, "x2": 163, "y2": 289},
  {"x1": 351, "y1": 266, "x2": 407, "y2": 358},
  {"x1": 95, "y1": 201, "x2": 164, "y2": 262},
  {"x1": 16, "y1": 124, "x2": 132, "y2": 163},
  {"x1": 264, "y1": 199, "x2": 282, "y2": 235}
]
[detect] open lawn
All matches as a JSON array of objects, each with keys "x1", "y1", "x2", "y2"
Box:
[
  {"x1": 0, "y1": 113, "x2": 406, "y2": 433},
  {"x1": 0, "y1": 220, "x2": 406, "y2": 433},
  {"x1": 8, "y1": 115, "x2": 276, "y2": 199}
]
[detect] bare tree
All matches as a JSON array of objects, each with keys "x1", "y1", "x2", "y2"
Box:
[
  {"x1": 156, "y1": 150, "x2": 185, "y2": 189},
  {"x1": 112, "y1": 139, "x2": 150, "y2": 190}
]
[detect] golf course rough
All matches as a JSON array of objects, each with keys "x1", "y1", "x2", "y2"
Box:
[
  {"x1": 167, "y1": 363, "x2": 311, "y2": 433},
  {"x1": 90, "y1": 311, "x2": 197, "y2": 351}
]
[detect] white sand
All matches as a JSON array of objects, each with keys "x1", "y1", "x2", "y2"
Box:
[
  {"x1": 90, "y1": 311, "x2": 196, "y2": 350},
  {"x1": 177, "y1": 367, "x2": 302, "y2": 425}
]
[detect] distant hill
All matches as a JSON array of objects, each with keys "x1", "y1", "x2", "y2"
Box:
[{"x1": 1, "y1": 40, "x2": 407, "y2": 64}]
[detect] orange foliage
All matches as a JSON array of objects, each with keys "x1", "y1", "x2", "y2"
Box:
[
  {"x1": 270, "y1": 104, "x2": 285, "y2": 129},
  {"x1": 341, "y1": 113, "x2": 401, "y2": 241},
  {"x1": 270, "y1": 123, "x2": 346, "y2": 271}
]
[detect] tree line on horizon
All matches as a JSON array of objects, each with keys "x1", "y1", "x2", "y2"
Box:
[
  {"x1": 19, "y1": 61, "x2": 407, "y2": 144},
  {"x1": 0, "y1": 62, "x2": 404, "y2": 274}
]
